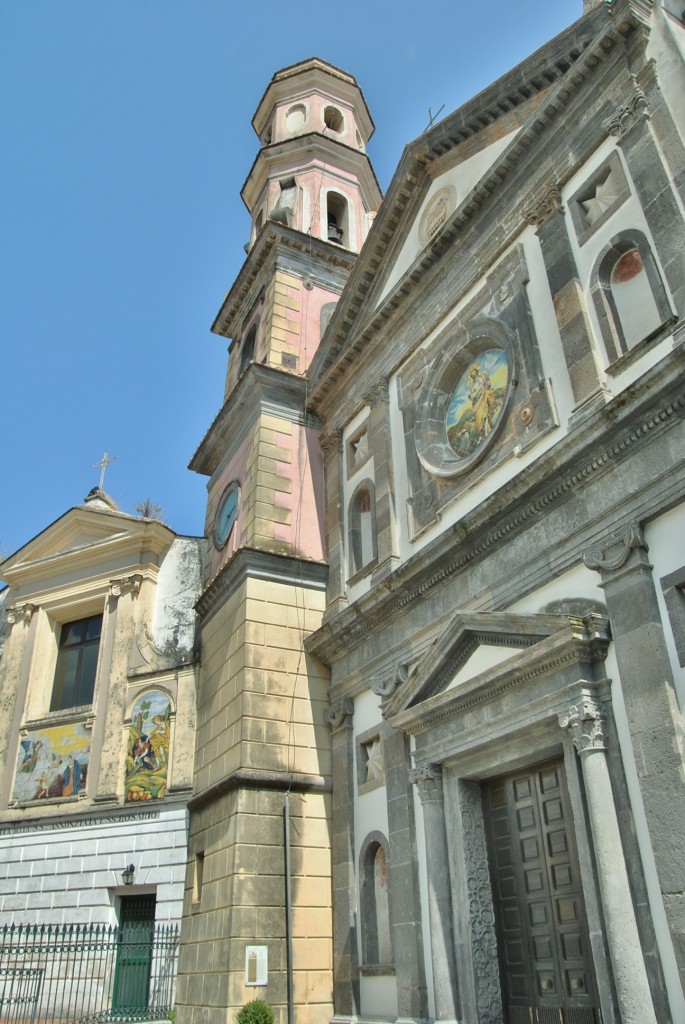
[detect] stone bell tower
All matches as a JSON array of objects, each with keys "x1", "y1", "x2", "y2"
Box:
[{"x1": 175, "y1": 60, "x2": 380, "y2": 1024}]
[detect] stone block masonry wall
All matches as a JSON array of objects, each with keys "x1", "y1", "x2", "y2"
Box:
[
  {"x1": 0, "y1": 804, "x2": 188, "y2": 925},
  {"x1": 178, "y1": 786, "x2": 333, "y2": 1024},
  {"x1": 195, "y1": 578, "x2": 329, "y2": 795}
]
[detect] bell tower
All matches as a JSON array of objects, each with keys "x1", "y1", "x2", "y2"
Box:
[{"x1": 175, "y1": 60, "x2": 380, "y2": 1024}]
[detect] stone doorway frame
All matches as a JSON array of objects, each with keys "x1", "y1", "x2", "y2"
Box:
[{"x1": 389, "y1": 612, "x2": 661, "y2": 1024}]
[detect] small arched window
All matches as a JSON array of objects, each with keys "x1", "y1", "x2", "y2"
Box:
[
  {"x1": 349, "y1": 480, "x2": 377, "y2": 577},
  {"x1": 239, "y1": 322, "x2": 258, "y2": 376},
  {"x1": 360, "y1": 834, "x2": 392, "y2": 966},
  {"x1": 327, "y1": 191, "x2": 349, "y2": 246},
  {"x1": 591, "y1": 230, "x2": 672, "y2": 362},
  {"x1": 323, "y1": 105, "x2": 344, "y2": 133}
]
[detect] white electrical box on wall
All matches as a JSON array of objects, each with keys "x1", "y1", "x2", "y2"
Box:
[{"x1": 245, "y1": 945, "x2": 268, "y2": 986}]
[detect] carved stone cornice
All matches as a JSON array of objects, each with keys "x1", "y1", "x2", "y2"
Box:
[
  {"x1": 6, "y1": 603, "x2": 37, "y2": 626},
  {"x1": 110, "y1": 574, "x2": 143, "y2": 598},
  {"x1": 362, "y1": 378, "x2": 390, "y2": 408},
  {"x1": 324, "y1": 697, "x2": 354, "y2": 732},
  {"x1": 583, "y1": 521, "x2": 647, "y2": 575},
  {"x1": 409, "y1": 763, "x2": 444, "y2": 804},
  {"x1": 559, "y1": 696, "x2": 607, "y2": 753},
  {"x1": 524, "y1": 185, "x2": 564, "y2": 229},
  {"x1": 603, "y1": 80, "x2": 649, "y2": 139},
  {"x1": 320, "y1": 428, "x2": 343, "y2": 455}
]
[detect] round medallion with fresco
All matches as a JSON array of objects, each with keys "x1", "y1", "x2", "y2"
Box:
[{"x1": 445, "y1": 349, "x2": 509, "y2": 460}]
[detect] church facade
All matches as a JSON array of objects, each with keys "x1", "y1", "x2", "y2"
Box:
[
  {"x1": 0, "y1": 489, "x2": 203, "y2": 1017},
  {"x1": 305, "y1": 2, "x2": 685, "y2": 1023}
]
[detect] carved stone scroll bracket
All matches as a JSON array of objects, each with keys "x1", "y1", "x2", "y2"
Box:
[
  {"x1": 603, "y1": 78, "x2": 650, "y2": 140},
  {"x1": 409, "y1": 762, "x2": 444, "y2": 805},
  {"x1": 324, "y1": 696, "x2": 354, "y2": 732},
  {"x1": 583, "y1": 521, "x2": 648, "y2": 575},
  {"x1": 6, "y1": 603, "x2": 37, "y2": 627},
  {"x1": 371, "y1": 662, "x2": 409, "y2": 702},
  {"x1": 524, "y1": 184, "x2": 564, "y2": 230},
  {"x1": 559, "y1": 696, "x2": 607, "y2": 754},
  {"x1": 110, "y1": 574, "x2": 143, "y2": 598}
]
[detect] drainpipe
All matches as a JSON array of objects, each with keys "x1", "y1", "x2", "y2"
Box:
[{"x1": 284, "y1": 794, "x2": 294, "y2": 1024}]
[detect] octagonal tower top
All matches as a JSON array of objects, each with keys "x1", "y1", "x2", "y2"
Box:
[{"x1": 251, "y1": 57, "x2": 375, "y2": 152}]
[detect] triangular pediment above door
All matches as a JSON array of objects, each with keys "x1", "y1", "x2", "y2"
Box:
[{"x1": 383, "y1": 611, "x2": 572, "y2": 720}]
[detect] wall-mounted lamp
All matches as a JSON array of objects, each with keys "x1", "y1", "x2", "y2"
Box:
[{"x1": 121, "y1": 864, "x2": 136, "y2": 886}]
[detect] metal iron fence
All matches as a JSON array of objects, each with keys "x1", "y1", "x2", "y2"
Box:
[{"x1": 0, "y1": 923, "x2": 179, "y2": 1024}]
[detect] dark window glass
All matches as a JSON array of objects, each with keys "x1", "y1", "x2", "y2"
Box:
[{"x1": 51, "y1": 614, "x2": 102, "y2": 711}]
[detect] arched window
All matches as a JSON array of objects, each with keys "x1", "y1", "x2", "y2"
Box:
[
  {"x1": 323, "y1": 105, "x2": 344, "y2": 133},
  {"x1": 360, "y1": 834, "x2": 392, "y2": 966},
  {"x1": 239, "y1": 322, "x2": 258, "y2": 376},
  {"x1": 590, "y1": 230, "x2": 672, "y2": 362},
  {"x1": 349, "y1": 480, "x2": 377, "y2": 577},
  {"x1": 327, "y1": 191, "x2": 349, "y2": 246}
]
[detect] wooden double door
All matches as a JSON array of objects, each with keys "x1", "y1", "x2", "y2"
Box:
[{"x1": 483, "y1": 761, "x2": 601, "y2": 1024}]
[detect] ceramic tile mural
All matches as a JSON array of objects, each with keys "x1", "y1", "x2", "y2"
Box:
[
  {"x1": 125, "y1": 690, "x2": 171, "y2": 801},
  {"x1": 13, "y1": 722, "x2": 90, "y2": 802}
]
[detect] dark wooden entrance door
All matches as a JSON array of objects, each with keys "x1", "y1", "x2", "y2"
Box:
[
  {"x1": 483, "y1": 761, "x2": 601, "y2": 1024},
  {"x1": 112, "y1": 894, "x2": 156, "y2": 1015}
]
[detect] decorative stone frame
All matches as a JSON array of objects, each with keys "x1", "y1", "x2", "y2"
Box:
[
  {"x1": 414, "y1": 317, "x2": 516, "y2": 479},
  {"x1": 358, "y1": 830, "x2": 394, "y2": 972},
  {"x1": 398, "y1": 246, "x2": 556, "y2": 535},
  {"x1": 568, "y1": 151, "x2": 630, "y2": 246},
  {"x1": 356, "y1": 724, "x2": 385, "y2": 794},
  {"x1": 418, "y1": 186, "x2": 457, "y2": 248},
  {"x1": 347, "y1": 478, "x2": 378, "y2": 581},
  {"x1": 387, "y1": 613, "x2": 632, "y2": 1024},
  {"x1": 346, "y1": 421, "x2": 371, "y2": 478},
  {"x1": 661, "y1": 564, "x2": 685, "y2": 667},
  {"x1": 589, "y1": 228, "x2": 673, "y2": 365}
]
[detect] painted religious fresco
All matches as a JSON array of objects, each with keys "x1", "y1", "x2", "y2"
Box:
[
  {"x1": 445, "y1": 348, "x2": 509, "y2": 459},
  {"x1": 13, "y1": 722, "x2": 90, "y2": 802},
  {"x1": 125, "y1": 691, "x2": 171, "y2": 802}
]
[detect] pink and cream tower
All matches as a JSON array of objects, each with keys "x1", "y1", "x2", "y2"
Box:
[{"x1": 175, "y1": 60, "x2": 381, "y2": 1024}]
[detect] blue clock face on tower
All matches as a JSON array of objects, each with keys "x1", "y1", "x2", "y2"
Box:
[{"x1": 213, "y1": 482, "x2": 240, "y2": 549}]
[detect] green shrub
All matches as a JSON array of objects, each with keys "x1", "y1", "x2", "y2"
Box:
[{"x1": 236, "y1": 1000, "x2": 274, "y2": 1024}]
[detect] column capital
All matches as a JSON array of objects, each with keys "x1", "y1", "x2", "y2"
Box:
[
  {"x1": 110, "y1": 574, "x2": 143, "y2": 598},
  {"x1": 362, "y1": 377, "x2": 390, "y2": 407},
  {"x1": 325, "y1": 697, "x2": 354, "y2": 732},
  {"x1": 524, "y1": 183, "x2": 563, "y2": 229},
  {"x1": 320, "y1": 427, "x2": 343, "y2": 454},
  {"x1": 6, "y1": 603, "x2": 37, "y2": 627},
  {"x1": 559, "y1": 696, "x2": 607, "y2": 754},
  {"x1": 583, "y1": 521, "x2": 648, "y2": 577},
  {"x1": 409, "y1": 763, "x2": 444, "y2": 804},
  {"x1": 603, "y1": 79, "x2": 649, "y2": 140}
]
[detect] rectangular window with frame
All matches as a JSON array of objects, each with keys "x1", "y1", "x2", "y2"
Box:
[{"x1": 51, "y1": 614, "x2": 103, "y2": 711}]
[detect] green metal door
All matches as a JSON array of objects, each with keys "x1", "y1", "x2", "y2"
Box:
[{"x1": 112, "y1": 895, "x2": 156, "y2": 1016}]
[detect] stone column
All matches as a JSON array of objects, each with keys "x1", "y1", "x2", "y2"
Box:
[
  {"x1": 0, "y1": 603, "x2": 37, "y2": 806},
  {"x1": 604, "y1": 79, "x2": 685, "y2": 318},
  {"x1": 363, "y1": 378, "x2": 400, "y2": 583},
  {"x1": 324, "y1": 697, "x2": 359, "y2": 1018},
  {"x1": 409, "y1": 764, "x2": 459, "y2": 1023},
  {"x1": 584, "y1": 522, "x2": 685, "y2": 986},
  {"x1": 559, "y1": 696, "x2": 658, "y2": 1024},
  {"x1": 525, "y1": 184, "x2": 607, "y2": 414},
  {"x1": 92, "y1": 577, "x2": 141, "y2": 801},
  {"x1": 382, "y1": 728, "x2": 428, "y2": 1020},
  {"x1": 320, "y1": 428, "x2": 346, "y2": 616}
]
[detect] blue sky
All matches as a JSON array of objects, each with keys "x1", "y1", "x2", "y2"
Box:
[{"x1": 1, "y1": 0, "x2": 581, "y2": 557}]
